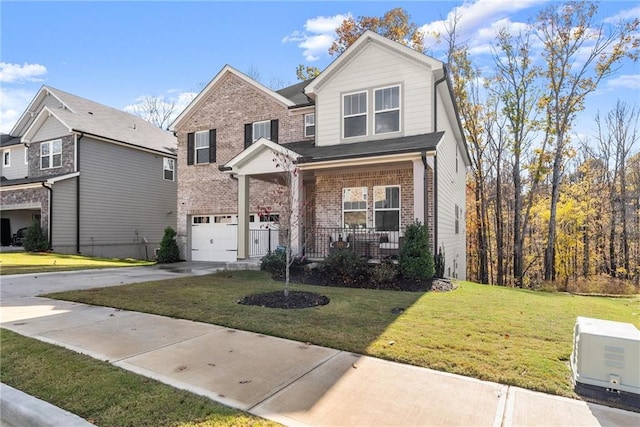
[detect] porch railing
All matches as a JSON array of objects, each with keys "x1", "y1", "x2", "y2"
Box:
[
  {"x1": 249, "y1": 228, "x2": 280, "y2": 258},
  {"x1": 303, "y1": 227, "x2": 403, "y2": 260}
]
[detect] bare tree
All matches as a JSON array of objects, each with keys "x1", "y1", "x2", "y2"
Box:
[{"x1": 127, "y1": 95, "x2": 176, "y2": 130}]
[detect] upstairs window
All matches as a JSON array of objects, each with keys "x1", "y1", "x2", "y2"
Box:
[
  {"x1": 343, "y1": 187, "x2": 367, "y2": 229},
  {"x1": 187, "y1": 129, "x2": 216, "y2": 165},
  {"x1": 244, "y1": 119, "x2": 278, "y2": 148},
  {"x1": 163, "y1": 158, "x2": 175, "y2": 181},
  {"x1": 304, "y1": 113, "x2": 315, "y2": 137},
  {"x1": 374, "y1": 186, "x2": 400, "y2": 231},
  {"x1": 455, "y1": 204, "x2": 460, "y2": 234},
  {"x1": 374, "y1": 86, "x2": 400, "y2": 134},
  {"x1": 343, "y1": 91, "x2": 367, "y2": 138},
  {"x1": 253, "y1": 120, "x2": 271, "y2": 141},
  {"x1": 2, "y1": 150, "x2": 9, "y2": 167},
  {"x1": 41, "y1": 139, "x2": 62, "y2": 169}
]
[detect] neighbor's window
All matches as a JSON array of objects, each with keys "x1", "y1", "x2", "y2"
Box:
[
  {"x1": 2, "y1": 150, "x2": 9, "y2": 167},
  {"x1": 374, "y1": 85, "x2": 400, "y2": 134},
  {"x1": 25, "y1": 147, "x2": 29, "y2": 164},
  {"x1": 195, "y1": 131, "x2": 209, "y2": 164},
  {"x1": 343, "y1": 91, "x2": 367, "y2": 138},
  {"x1": 455, "y1": 204, "x2": 460, "y2": 234},
  {"x1": 343, "y1": 187, "x2": 367, "y2": 229},
  {"x1": 41, "y1": 139, "x2": 62, "y2": 169},
  {"x1": 163, "y1": 158, "x2": 175, "y2": 181},
  {"x1": 374, "y1": 186, "x2": 400, "y2": 231},
  {"x1": 253, "y1": 120, "x2": 271, "y2": 141},
  {"x1": 193, "y1": 216, "x2": 210, "y2": 224},
  {"x1": 304, "y1": 113, "x2": 315, "y2": 137}
]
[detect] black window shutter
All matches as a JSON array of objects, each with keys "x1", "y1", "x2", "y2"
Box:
[
  {"x1": 209, "y1": 129, "x2": 216, "y2": 163},
  {"x1": 187, "y1": 132, "x2": 194, "y2": 165},
  {"x1": 244, "y1": 123, "x2": 252, "y2": 149},
  {"x1": 270, "y1": 119, "x2": 279, "y2": 143}
]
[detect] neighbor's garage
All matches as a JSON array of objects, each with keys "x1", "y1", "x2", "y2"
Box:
[{"x1": 190, "y1": 214, "x2": 279, "y2": 262}]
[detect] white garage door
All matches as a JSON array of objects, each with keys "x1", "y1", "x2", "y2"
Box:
[{"x1": 191, "y1": 215, "x2": 237, "y2": 262}]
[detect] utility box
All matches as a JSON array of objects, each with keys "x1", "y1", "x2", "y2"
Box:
[{"x1": 571, "y1": 316, "x2": 640, "y2": 411}]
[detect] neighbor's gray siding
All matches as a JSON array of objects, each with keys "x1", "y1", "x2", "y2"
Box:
[
  {"x1": 51, "y1": 176, "x2": 78, "y2": 253},
  {"x1": 79, "y1": 137, "x2": 177, "y2": 259},
  {"x1": 31, "y1": 115, "x2": 69, "y2": 142},
  {"x1": 0, "y1": 145, "x2": 29, "y2": 180}
]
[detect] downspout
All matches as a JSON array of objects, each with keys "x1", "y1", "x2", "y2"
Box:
[
  {"x1": 42, "y1": 182, "x2": 52, "y2": 249},
  {"x1": 76, "y1": 133, "x2": 84, "y2": 253},
  {"x1": 433, "y1": 67, "x2": 447, "y2": 252}
]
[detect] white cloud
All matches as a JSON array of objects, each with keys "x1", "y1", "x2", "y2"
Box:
[
  {"x1": 0, "y1": 87, "x2": 36, "y2": 133},
  {"x1": 604, "y1": 5, "x2": 640, "y2": 24},
  {"x1": 0, "y1": 62, "x2": 47, "y2": 83},
  {"x1": 283, "y1": 13, "x2": 352, "y2": 62},
  {"x1": 606, "y1": 74, "x2": 640, "y2": 90}
]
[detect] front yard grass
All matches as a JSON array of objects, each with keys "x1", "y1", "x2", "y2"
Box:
[
  {"x1": 46, "y1": 270, "x2": 640, "y2": 399},
  {"x1": 0, "y1": 252, "x2": 154, "y2": 275},
  {"x1": 0, "y1": 329, "x2": 278, "y2": 427}
]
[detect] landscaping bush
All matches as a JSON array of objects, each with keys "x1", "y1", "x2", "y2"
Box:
[
  {"x1": 370, "y1": 260, "x2": 398, "y2": 288},
  {"x1": 321, "y1": 249, "x2": 369, "y2": 286},
  {"x1": 156, "y1": 227, "x2": 180, "y2": 263},
  {"x1": 399, "y1": 220, "x2": 434, "y2": 280},
  {"x1": 23, "y1": 221, "x2": 49, "y2": 252},
  {"x1": 260, "y1": 250, "x2": 308, "y2": 279}
]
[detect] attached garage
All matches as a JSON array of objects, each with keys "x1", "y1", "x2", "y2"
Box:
[{"x1": 190, "y1": 214, "x2": 279, "y2": 262}]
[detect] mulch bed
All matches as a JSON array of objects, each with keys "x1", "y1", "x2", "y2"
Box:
[{"x1": 238, "y1": 290, "x2": 330, "y2": 309}]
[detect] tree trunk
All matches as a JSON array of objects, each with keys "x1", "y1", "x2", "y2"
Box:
[
  {"x1": 475, "y1": 180, "x2": 489, "y2": 284},
  {"x1": 495, "y1": 163, "x2": 504, "y2": 286},
  {"x1": 513, "y1": 153, "x2": 523, "y2": 287},
  {"x1": 544, "y1": 135, "x2": 564, "y2": 281}
]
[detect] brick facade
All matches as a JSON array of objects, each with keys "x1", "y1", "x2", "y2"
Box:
[
  {"x1": 0, "y1": 186, "x2": 49, "y2": 236},
  {"x1": 175, "y1": 72, "x2": 306, "y2": 257}
]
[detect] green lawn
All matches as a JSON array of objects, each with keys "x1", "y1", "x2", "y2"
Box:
[
  {"x1": 46, "y1": 270, "x2": 640, "y2": 398},
  {"x1": 0, "y1": 252, "x2": 154, "y2": 275},
  {"x1": 0, "y1": 329, "x2": 278, "y2": 427}
]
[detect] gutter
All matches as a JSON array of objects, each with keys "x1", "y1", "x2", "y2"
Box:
[{"x1": 421, "y1": 152, "x2": 429, "y2": 234}]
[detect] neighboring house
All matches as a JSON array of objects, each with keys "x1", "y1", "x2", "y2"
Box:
[
  {"x1": 171, "y1": 31, "x2": 470, "y2": 279},
  {"x1": 0, "y1": 86, "x2": 177, "y2": 259}
]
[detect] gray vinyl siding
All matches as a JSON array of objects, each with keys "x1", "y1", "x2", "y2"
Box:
[
  {"x1": 31, "y1": 115, "x2": 68, "y2": 142},
  {"x1": 435, "y1": 95, "x2": 467, "y2": 280},
  {"x1": 79, "y1": 137, "x2": 177, "y2": 258},
  {"x1": 51, "y1": 176, "x2": 78, "y2": 253},
  {"x1": 315, "y1": 42, "x2": 433, "y2": 146},
  {"x1": 0, "y1": 145, "x2": 29, "y2": 180}
]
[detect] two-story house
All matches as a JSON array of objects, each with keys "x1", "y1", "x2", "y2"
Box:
[
  {"x1": 171, "y1": 31, "x2": 469, "y2": 279},
  {"x1": 0, "y1": 86, "x2": 177, "y2": 259}
]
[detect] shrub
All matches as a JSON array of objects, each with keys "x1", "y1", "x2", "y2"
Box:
[
  {"x1": 322, "y1": 249, "x2": 369, "y2": 286},
  {"x1": 156, "y1": 227, "x2": 180, "y2": 263},
  {"x1": 23, "y1": 221, "x2": 49, "y2": 252},
  {"x1": 399, "y1": 220, "x2": 434, "y2": 280},
  {"x1": 370, "y1": 260, "x2": 398, "y2": 288},
  {"x1": 261, "y1": 251, "x2": 286, "y2": 278}
]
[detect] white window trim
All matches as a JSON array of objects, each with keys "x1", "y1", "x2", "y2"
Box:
[
  {"x1": 342, "y1": 91, "x2": 368, "y2": 139},
  {"x1": 40, "y1": 139, "x2": 62, "y2": 170},
  {"x1": 342, "y1": 187, "x2": 368, "y2": 229},
  {"x1": 304, "y1": 113, "x2": 315, "y2": 138},
  {"x1": 163, "y1": 158, "x2": 175, "y2": 181},
  {"x1": 194, "y1": 130, "x2": 209, "y2": 164},
  {"x1": 374, "y1": 185, "x2": 401, "y2": 231},
  {"x1": 2, "y1": 150, "x2": 9, "y2": 167},
  {"x1": 24, "y1": 147, "x2": 29, "y2": 165},
  {"x1": 374, "y1": 85, "x2": 401, "y2": 135},
  {"x1": 253, "y1": 120, "x2": 271, "y2": 142}
]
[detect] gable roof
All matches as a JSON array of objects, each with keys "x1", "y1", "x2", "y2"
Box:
[
  {"x1": 276, "y1": 80, "x2": 314, "y2": 107},
  {"x1": 16, "y1": 86, "x2": 176, "y2": 155},
  {"x1": 304, "y1": 30, "x2": 444, "y2": 96},
  {"x1": 169, "y1": 65, "x2": 296, "y2": 132}
]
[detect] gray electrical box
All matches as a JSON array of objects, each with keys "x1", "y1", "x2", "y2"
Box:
[{"x1": 571, "y1": 316, "x2": 640, "y2": 411}]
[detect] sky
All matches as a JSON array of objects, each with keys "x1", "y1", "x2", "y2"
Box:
[{"x1": 1, "y1": 0, "x2": 639, "y2": 142}]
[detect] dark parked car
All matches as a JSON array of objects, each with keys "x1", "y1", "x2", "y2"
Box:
[{"x1": 12, "y1": 227, "x2": 28, "y2": 246}]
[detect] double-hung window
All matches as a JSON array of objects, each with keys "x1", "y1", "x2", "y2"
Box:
[
  {"x1": 195, "y1": 131, "x2": 209, "y2": 164},
  {"x1": 374, "y1": 186, "x2": 400, "y2": 231},
  {"x1": 2, "y1": 150, "x2": 9, "y2": 167},
  {"x1": 253, "y1": 120, "x2": 271, "y2": 141},
  {"x1": 343, "y1": 91, "x2": 367, "y2": 138},
  {"x1": 455, "y1": 204, "x2": 460, "y2": 234},
  {"x1": 374, "y1": 86, "x2": 400, "y2": 134},
  {"x1": 163, "y1": 158, "x2": 175, "y2": 181},
  {"x1": 41, "y1": 139, "x2": 62, "y2": 169},
  {"x1": 304, "y1": 113, "x2": 315, "y2": 137},
  {"x1": 343, "y1": 187, "x2": 367, "y2": 229}
]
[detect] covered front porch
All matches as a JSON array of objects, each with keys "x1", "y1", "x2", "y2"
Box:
[{"x1": 222, "y1": 134, "x2": 441, "y2": 261}]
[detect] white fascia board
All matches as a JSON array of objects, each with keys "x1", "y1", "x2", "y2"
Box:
[
  {"x1": 22, "y1": 107, "x2": 73, "y2": 143},
  {"x1": 297, "y1": 152, "x2": 430, "y2": 171},
  {"x1": 225, "y1": 138, "x2": 300, "y2": 171},
  {"x1": 0, "y1": 182, "x2": 43, "y2": 192},
  {"x1": 10, "y1": 86, "x2": 75, "y2": 136},
  {"x1": 46, "y1": 171, "x2": 80, "y2": 184},
  {"x1": 169, "y1": 65, "x2": 294, "y2": 132},
  {"x1": 305, "y1": 30, "x2": 444, "y2": 95}
]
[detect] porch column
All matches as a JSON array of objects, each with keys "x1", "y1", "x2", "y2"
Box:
[
  {"x1": 237, "y1": 174, "x2": 250, "y2": 260},
  {"x1": 413, "y1": 159, "x2": 425, "y2": 224},
  {"x1": 290, "y1": 170, "x2": 302, "y2": 255}
]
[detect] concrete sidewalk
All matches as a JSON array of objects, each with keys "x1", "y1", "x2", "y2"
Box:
[{"x1": 2, "y1": 297, "x2": 638, "y2": 426}]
